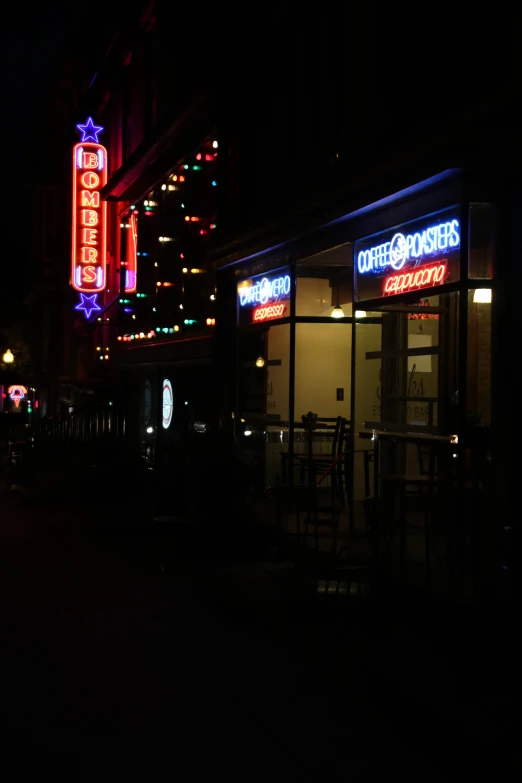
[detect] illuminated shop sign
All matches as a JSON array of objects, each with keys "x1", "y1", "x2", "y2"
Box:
[
  {"x1": 237, "y1": 268, "x2": 291, "y2": 325},
  {"x1": 162, "y1": 379, "x2": 173, "y2": 429},
  {"x1": 253, "y1": 303, "x2": 287, "y2": 322},
  {"x1": 384, "y1": 262, "x2": 447, "y2": 296},
  {"x1": 354, "y1": 208, "x2": 460, "y2": 302},
  {"x1": 72, "y1": 117, "x2": 107, "y2": 318},
  {"x1": 8, "y1": 385, "x2": 27, "y2": 408}
]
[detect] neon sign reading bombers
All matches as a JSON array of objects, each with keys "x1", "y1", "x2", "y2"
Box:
[
  {"x1": 358, "y1": 218, "x2": 460, "y2": 275},
  {"x1": 72, "y1": 118, "x2": 107, "y2": 293},
  {"x1": 238, "y1": 274, "x2": 291, "y2": 307}
]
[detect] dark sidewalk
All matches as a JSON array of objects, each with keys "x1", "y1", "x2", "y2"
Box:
[{"x1": 0, "y1": 465, "x2": 520, "y2": 779}]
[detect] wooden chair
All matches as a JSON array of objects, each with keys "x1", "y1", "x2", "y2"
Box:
[
  {"x1": 297, "y1": 417, "x2": 348, "y2": 488},
  {"x1": 279, "y1": 417, "x2": 339, "y2": 484},
  {"x1": 300, "y1": 419, "x2": 350, "y2": 553}
]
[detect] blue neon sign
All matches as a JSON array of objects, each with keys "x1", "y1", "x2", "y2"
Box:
[
  {"x1": 357, "y1": 218, "x2": 460, "y2": 275},
  {"x1": 237, "y1": 267, "x2": 291, "y2": 325},
  {"x1": 238, "y1": 273, "x2": 291, "y2": 307},
  {"x1": 354, "y1": 208, "x2": 461, "y2": 302}
]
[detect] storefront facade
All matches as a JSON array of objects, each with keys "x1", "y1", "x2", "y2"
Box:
[{"x1": 216, "y1": 167, "x2": 501, "y2": 591}]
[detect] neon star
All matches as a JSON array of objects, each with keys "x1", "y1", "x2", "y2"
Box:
[
  {"x1": 76, "y1": 117, "x2": 104, "y2": 143},
  {"x1": 75, "y1": 293, "x2": 102, "y2": 319}
]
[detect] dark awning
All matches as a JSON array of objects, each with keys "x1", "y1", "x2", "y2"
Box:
[{"x1": 101, "y1": 92, "x2": 214, "y2": 203}]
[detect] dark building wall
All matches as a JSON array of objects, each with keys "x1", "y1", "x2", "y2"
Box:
[{"x1": 217, "y1": 3, "x2": 522, "y2": 245}]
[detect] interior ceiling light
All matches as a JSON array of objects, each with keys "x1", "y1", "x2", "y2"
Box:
[{"x1": 473, "y1": 288, "x2": 492, "y2": 303}]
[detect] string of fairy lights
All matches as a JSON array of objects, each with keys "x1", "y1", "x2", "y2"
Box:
[{"x1": 96, "y1": 137, "x2": 218, "y2": 361}]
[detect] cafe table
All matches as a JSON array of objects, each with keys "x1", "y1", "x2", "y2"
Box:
[
  {"x1": 358, "y1": 428, "x2": 458, "y2": 587},
  {"x1": 357, "y1": 428, "x2": 458, "y2": 498}
]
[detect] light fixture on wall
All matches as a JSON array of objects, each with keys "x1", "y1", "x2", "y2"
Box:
[
  {"x1": 255, "y1": 355, "x2": 265, "y2": 368},
  {"x1": 355, "y1": 310, "x2": 367, "y2": 318},
  {"x1": 473, "y1": 288, "x2": 492, "y2": 303},
  {"x1": 331, "y1": 273, "x2": 345, "y2": 318}
]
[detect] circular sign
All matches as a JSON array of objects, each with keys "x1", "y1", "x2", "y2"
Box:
[
  {"x1": 389, "y1": 232, "x2": 407, "y2": 270},
  {"x1": 259, "y1": 277, "x2": 272, "y2": 304},
  {"x1": 162, "y1": 379, "x2": 174, "y2": 429}
]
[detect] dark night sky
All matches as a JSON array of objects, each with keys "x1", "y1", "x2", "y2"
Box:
[
  {"x1": 1, "y1": 4, "x2": 79, "y2": 322},
  {"x1": 2, "y1": 4, "x2": 82, "y2": 176}
]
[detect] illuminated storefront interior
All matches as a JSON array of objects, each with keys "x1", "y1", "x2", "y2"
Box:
[{"x1": 233, "y1": 190, "x2": 493, "y2": 544}]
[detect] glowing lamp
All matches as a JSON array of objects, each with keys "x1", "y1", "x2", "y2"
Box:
[
  {"x1": 473, "y1": 288, "x2": 492, "y2": 303},
  {"x1": 2, "y1": 349, "x2": 14, "y2": 363},
  {"x1": 331, "y1": 305, "x2": 345, "y2": 319},
  {"x1": 255, "y1": 356, "x2": 265, "y2": 368},
  {"x1": 355, "y1": 311, "x2": 367, "y2": 318}
]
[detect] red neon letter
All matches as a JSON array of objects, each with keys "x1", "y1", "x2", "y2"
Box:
[
  {"x1": 434, "y1": 264, "x2": 446, "y2": 283},
  {"x1": 82, "y1": 265, "x2": 97, "y2": 282},
  {"x1": 81, "y1": 191, "x2": 100, "y2": 207},
  {"x1": 81, "y1": 247, "x2": 98, "y2": 263},
  {"x1": 81, "y1": 171, "x2": 100, "y2": 189},
  {"x1": 81, "y1": 210, "x2": 98, "y2": 226},
  {"x1": 82, "y1": 228, "x2": 98, "y2": 245},
  {"x1": 83, "y1": 152, "x2": 99, "y2": 168}
]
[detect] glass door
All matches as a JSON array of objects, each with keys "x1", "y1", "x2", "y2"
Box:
[{"x1": 355, "y1": 291, "x2": 460, "y2": 482}]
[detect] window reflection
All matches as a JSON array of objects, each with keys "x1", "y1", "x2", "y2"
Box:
[{"x1": 296, "y1": 244, "x2": 353, "y2": 317}]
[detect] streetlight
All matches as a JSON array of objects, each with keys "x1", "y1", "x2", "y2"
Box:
[{"x1": 2, "y1": 348, "x2": 14, "y2": 363}]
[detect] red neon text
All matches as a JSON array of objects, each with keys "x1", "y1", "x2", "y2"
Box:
[
  {"x1": 384, "y1": 263, "x2": 447, "y2": 296},
  {"x1": 72, "y1": 142, "x2": 107, "y2": 292},
  {"x1": 81, "y1": 171, "x2": 99, "y2": 188},
  {"x1": 253, "y1": 303, "x2": 287, "y2": 322},
  {"x1": 81, "y1": 191, "x2": 100, "y2": 207},
  {"x1": 81, "y1": 247, "x2": 98, "y2": 262},
  {"x1": 83, "y1": 266, "x2": 97, "y2": 282},
  {"x1": 82, "y1": 210, "x2": 98, "y2": 225},
  {"x1": 83, "y1": 152, "x2": 99, "y2": 168}
]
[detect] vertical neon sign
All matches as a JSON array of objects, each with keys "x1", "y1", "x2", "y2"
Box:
[
  {"x1": 72, "y1": 118, "x2": 107, "y2": 297},
  {"x1": 125, "y1": 211, "x2": 138, "y2": 293}
]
